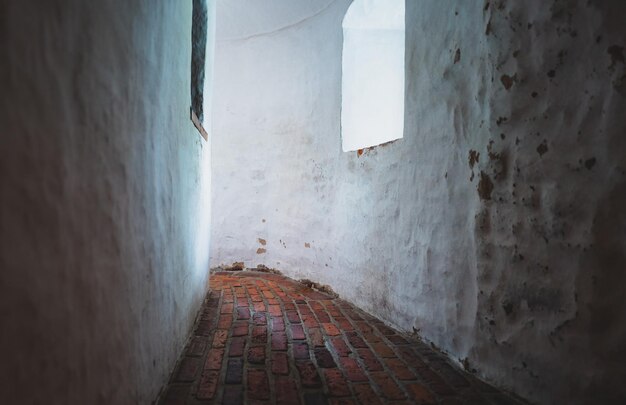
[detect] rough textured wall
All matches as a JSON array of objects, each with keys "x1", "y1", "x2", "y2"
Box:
[
  {"x1": 210, "y1": 0, "x2": 626, "y2": 403},
  {"x1": 0, "y1": 1, "x2": 214, "y2": 403}
]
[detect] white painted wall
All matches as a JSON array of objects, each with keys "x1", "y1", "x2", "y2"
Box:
[
  {"x1": 210, "y1": 0, "x2": 626, "y2": 404},
  {"x1": 0, "y1": 1, "x2": 214, "y2": 403}
]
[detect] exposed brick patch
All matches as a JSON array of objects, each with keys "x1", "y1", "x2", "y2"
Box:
[{"x1": 158, "y1": 272, "x2": 527, "y2": 405}]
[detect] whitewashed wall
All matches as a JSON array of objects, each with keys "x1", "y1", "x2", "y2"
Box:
[
  {"x1": 0, "y1": 1, "x2": 215, "y2": 403},
  {"x1": 210, "y1": 1, "x2": 626, "y2": 403}
]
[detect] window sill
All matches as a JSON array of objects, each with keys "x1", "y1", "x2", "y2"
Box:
[{"x1": 191, "y1": 109, "x2": 208, "y2": 141}]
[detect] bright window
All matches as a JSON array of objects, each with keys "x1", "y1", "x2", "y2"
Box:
[{"x1": 341, "y1": 0, "x2": 405, "y2": 152}]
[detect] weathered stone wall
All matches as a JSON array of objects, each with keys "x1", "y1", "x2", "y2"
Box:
[
  {"x1": 0, "y1": 1, "x2": 214, "y2": 403},
  {"x1": 211, "y1": 0, "x2": 626, "y2": 403}
]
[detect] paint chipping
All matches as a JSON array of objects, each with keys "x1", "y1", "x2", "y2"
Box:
[
  {"x1": 299, "y1": 279, "x2": 338, "y2": 298},
  {"x1": 536, "y1": 140, "x2": 548, "y2": 156},
  {"x1": 500, "y1": 74, "x2": 516, "y2": 90},
  {"x1": 258, "y1": 238, "x2": 266, "y2": 245},
  {"x1": 304, "y1": 242, "x2": 311, "y2": 248},
  {"x1": 469, "y1": 150, "x2": 480, "y2": 169},
  {"x1": 221, "y1": 262, "x2": 245, "y2": 271},
  {"x1": 250, "y1": 264, "x2": 282, "y2": 274},
  {"x1": 256, "y1": 248, "x2": 266, "y2": 254},
  {"x1": 478, "y1": 172, "x2": 494, "y2": 200}
]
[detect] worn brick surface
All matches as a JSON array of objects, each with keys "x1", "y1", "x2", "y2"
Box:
[
  {"x1": 174, "y1": 357, "x2": 200, "y2": 382},
  {"x1": 248, "y1": 369, "x2": 270, "y2": 400},
  {"x1": 159, "y1": 271, "x2": 526, "y2": 405},
  {"x1": 271, "y1": 351, "x2": 289, "y2": 375},
  {"x1": 275, "y1": 376, "x2": 301, "y2": 404},
  {"x1": 247, "y1": 345, "x2": 266, "y2": 364},
  {"x1": 197, "y1": 370, "x2": 219, "y2": 400},
  {"x1": 204, "y1": 348, "x2": 224, "y2": 370}
]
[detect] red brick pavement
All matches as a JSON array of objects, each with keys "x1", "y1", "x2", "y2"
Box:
[{"x1": 159, "y1": 271, "x2": 525, "y2": 404}]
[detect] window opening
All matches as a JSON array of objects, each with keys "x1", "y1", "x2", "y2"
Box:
[{"x1": 341, "y1": 0, "x2": 405, "y2": 152}]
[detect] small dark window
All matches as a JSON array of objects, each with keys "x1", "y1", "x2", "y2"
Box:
[{"x1": 191, "y1": 0, "x2": 208, "y2": 139}]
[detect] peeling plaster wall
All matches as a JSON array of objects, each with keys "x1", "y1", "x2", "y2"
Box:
[
  {"x1": 0, "y1": 1, "x2": 214, "y2": 404},
  {"x1": 210, "y1": 0, "x2": 626, "y2": 403}
]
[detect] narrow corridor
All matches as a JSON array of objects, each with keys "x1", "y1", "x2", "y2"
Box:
[{"x1": 160, "y1": 271, "x2": 525, "y2": 405}]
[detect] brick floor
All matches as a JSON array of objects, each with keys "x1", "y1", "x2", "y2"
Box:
[{"x1": 159, "y1": 271, "x2": 526, "y2": 405}]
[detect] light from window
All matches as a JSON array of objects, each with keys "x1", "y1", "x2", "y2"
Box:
[{"x1": 341, "y1": 0, "x2": 405, "y2": 152}]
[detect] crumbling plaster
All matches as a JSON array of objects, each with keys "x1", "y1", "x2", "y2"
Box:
[
  {"x1": 0, "y1": 1, "x2": 214, "y2": 403},
  {"x1": 210, "y1": 0, "x2": 626, "y2": 403}
]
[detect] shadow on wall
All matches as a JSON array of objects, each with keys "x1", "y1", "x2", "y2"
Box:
[{"x1": 582, "y1": 178, "x2": 626, "y2": 402}]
